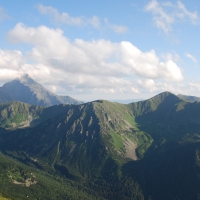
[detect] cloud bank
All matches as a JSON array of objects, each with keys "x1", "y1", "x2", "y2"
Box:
[{"x1": 0, "y1": 23, "x2": 184, "y2": 97}]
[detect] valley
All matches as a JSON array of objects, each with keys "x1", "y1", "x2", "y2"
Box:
[{"x1": 0, "y1": 79, "x2": 200, "y2": 199}]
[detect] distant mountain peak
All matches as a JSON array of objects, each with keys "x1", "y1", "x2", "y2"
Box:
[
  {"x1": 1, "y1": 75, "x2": 83, "y2": 106},
  {"x1": 21, "y1": 73, "x2": 29, "y2": 79},
  {"x1": 149, "y1": 91, "x2": 178, "y2": 101},
  {"x1": 155, "y1": 91, "x2": 174, "y2": 96},
  {"x1": 17, "y1": 74, "x2": 35, "y2": 85}
]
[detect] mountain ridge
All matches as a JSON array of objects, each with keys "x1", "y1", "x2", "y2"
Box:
[
  {"x1": 1, "y1": 91, "x2": 200, "y2": 199},
  {"x1": 178, "y1": 94, "x2": 200, "y2": 102}
]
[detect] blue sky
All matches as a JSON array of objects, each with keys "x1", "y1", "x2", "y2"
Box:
[{"x1": 0, "y1": 0, "x2": 200, "y2": 101}]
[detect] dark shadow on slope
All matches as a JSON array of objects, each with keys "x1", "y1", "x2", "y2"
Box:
[
  {"x1": 54, "y1": 164, "x2": 81, "y2": 181},
  {"x1": 134, "y1": 95, "x2": 200, "y2": 142},
  {"x1": 143, "y1": 142, "x2": 200, "y2": 200}
]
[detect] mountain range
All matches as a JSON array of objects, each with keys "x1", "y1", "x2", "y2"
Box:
[
  {"x1": 0, "y1": 74, "x2": 83, "y2": 106},
  {"x1": 0, "y1": 90, "x2": 200, "y2": 199}
]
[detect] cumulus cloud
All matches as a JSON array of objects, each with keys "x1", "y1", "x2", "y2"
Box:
[
  {"x1": 137, "y1": 79, "x2": 158, "y2": 92},
  {"x1": 0, "y1": 49, "x2": 24, "y2": 84},
  {"x1": 145, "y1": 0, "x2": 199, "y2": 33},
  {"x1": 4, "y1": 23, "x2": 184, "y2": 96},
  {"x1": 120, "y1": 41, "x2": 183, "y2": 81},
  {"x1": 185, "y1": 53, "x2": 197, "y2": 63},
  {"x1": 0, "y1": 49, "x2": 24, "y2": 69}
]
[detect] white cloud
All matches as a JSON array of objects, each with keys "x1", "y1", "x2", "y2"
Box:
[
  {"x1": 137, "y1": 79, "x2": 158, "y2": 92},
  {"x1": 4, "y1": 23, "x2": 185, "y2": 96},
  {"x1": 88, "y1": 16, "x2": 101, "y2": 29},
  {"x1": 0, "y1": 7, "x2": 8, "y2": 21},
  {"x1": 131, "y1": 87, "x2": 139, "y2": 93},
  {"x1": 120, "y1": 41, "x2": 183, "y2": 81},
  {"x1": 0, "y1": 49, "x2": 24, "y2": 83},
  {"x1": 38, "y1": 4, "x2": 100, "y2": 28},
  {"x1": 0, "y1": 49, "x2": 24, "y2": 69},
  {"x1": 145, "y1": 0, "x2": 174, "y2": 32},
  {"x1": 185, "y1": 53, "x2": 197, "y2": 63},
  {"x1": 104, "y1": 18, "x2": 128, "y2": 34},
  {"x1": 145, "y1": 0, "x2": 199, "y2": 33},
  {"x1": 161, "y1": 51, "x2": 180, "y2": 62},
  {"x1": 38, "y1": 4, "x2": 128, "y2": 34},
  {"x1": 189, "y1": 83, "x2": 200, "y2": 91},
  {"x1": 177, "y1": 1, "x2": 198, "y2": 21}
]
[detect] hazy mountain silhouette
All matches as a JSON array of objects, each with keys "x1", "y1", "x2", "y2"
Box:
[{"x1": 1, "y1": 74, "x2": 83, "y2": 106}]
